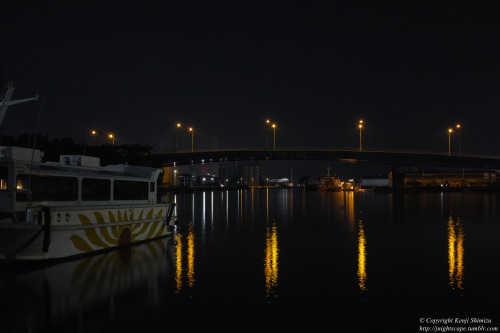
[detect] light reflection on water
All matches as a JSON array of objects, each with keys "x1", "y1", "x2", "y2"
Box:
[
  {"x1": 2, "y1": 190, "x2": 500, "y2": 331},
  {"x1": 264, "y1": 222, "x2": 279, "y2": 302},
  {"x1": 357, "y1": 219, "x2": 367, "y2": 292},
  {"x1": 0, "y1": 236, "x2": 174, "y2": 332},
  {"x1": 172, "y1": 190, "x2": 500, "y2": 301},
  {"x1": 186, "y1": 224, "x2": 195, "y2": 288},
  {"x1": 175, "y1": 233, "x2": 183, "y2": 293},
  {"x1": 263, "y1": 188, "x2": 279, "y2": 301},
  {"x1": 174, "y1": 224, "x2": 196, "y2": 293},
  {"x1": 448, "y1": 215, "x2": 465, "y2": 291}
]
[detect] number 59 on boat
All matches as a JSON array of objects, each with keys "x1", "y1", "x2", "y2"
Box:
[{"x1": 0, "y1": 146, "x2": 177, "y2": 260}]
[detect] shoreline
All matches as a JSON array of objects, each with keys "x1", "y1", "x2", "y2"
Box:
[{"x1": 159, "y1": 186, "x2": 500, "y2": 194}]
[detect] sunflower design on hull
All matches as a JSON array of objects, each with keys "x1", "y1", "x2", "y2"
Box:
[{"x1": 71, "y1": 208, "x2": 166, "y2": 252}]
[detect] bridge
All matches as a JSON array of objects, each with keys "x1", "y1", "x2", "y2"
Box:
[
  {"x1": 150, "y1": 148, "x2": 500, "y2": 189},
  {"x1": 153, "y1": 148, "x2": 500, "y2": 170}
]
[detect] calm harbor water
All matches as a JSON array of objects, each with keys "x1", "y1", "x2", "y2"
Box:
[{"x1": 1, "y1": 189, "x2": 500, "y2": 332}]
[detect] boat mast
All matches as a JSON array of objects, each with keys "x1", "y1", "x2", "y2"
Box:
[{"x1": 0, "y1": 82, "x2": 39, "y2": 130}]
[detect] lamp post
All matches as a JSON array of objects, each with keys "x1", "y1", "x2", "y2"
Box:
[
  {"x1": 175, "y1": 122, "x2": 182, "y2": 151},
  {"x1": 265, "y1": 119, "x2": 271, "y2": 149},
  {"x1": 272, "y1": 123, "x2": 277, "y2": 150},
  {"x1": 358, "y1": 120, "x2": 363, "y2": 151},
  {"x1": 90, "y1": 130, "x2": 96, "y2": 146},
  {"x1": 456, "y1": 124, "x2": 461, "y2": 155},
  {"x1": 109, "y1": 133, "x2": 115, "y2": 145},
  {"x1": 189, "y1": 127, "x2": 193, "y2": 152},
  {"x1": 448, "y1": 128, "x2": 453, "y2": 156}
]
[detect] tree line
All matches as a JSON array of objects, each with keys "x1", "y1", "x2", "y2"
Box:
[{"x1": 1, "y1": 133, "x2": 155, "y2": 166}]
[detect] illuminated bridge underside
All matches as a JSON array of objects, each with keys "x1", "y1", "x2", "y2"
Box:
[{"x1": 156, "y1": 149, "x2": 500, "y2": 170}]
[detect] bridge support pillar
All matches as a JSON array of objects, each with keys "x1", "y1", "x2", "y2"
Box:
[{"x1": 390, "y1": 165, "x2": 406, "y2": 190}]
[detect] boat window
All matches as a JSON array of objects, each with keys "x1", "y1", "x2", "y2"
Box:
[
  {"x1": 82, "y1": 178, "x2": 111, "y2": 201},
  {"x1": 16, "y1": 174, "x2": 78, "y2": 202},
  {"x1": 0, "y1": 166, "x2": 7, "y2": 190},
  {"x1": 114, "y1": 180, "x2": 148, "y2": 200}
]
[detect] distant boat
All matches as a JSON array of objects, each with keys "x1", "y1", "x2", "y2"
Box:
[
  {"x1": 0, "y1": 146, "x2": 176, "y2": 260},
  {"x1": 319, "y1": 167, "x2": 342, "y2": 191}
]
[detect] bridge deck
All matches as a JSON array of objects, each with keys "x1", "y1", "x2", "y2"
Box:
[{"x1": 151, "y1": 148, "x2": 500, "y2": 170}]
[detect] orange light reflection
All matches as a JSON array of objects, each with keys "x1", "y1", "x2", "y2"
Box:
[
  {"x1": 448, "y1": 216, "x2": 464, "y2": 290},
  {"x1": 264, "y1": 223, "x2": 279, "y2": 301}
]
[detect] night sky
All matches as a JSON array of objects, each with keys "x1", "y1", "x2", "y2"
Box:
[{"x1": 2, "y1": 1, "x2": 500, "y2": 160}]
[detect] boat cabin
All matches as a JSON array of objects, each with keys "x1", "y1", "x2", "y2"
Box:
[{"x1": 0, "y1": 146, "x2": 163, "y2": 223}]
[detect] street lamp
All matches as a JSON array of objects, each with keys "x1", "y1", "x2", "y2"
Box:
[
  {"x1": 189, "y1": 127, "x2": 193, "y2": 152},
  {"x1": 109, "y1": 133, "x2": 115, "y2": 145},
  {"x1": 456, "y1": 124, "x2": 462, "y2": 155},
  {"x1": 448, "y1": 128, "x2": 453, "y2": 156},
  {"x1": 90, "y1": 130, "x2": 96, "y2": 146},
  {"x1": 358, "y1": 120, "x2": 363, "y2": 151},
  {"x1": 272, "y1": 123, "x2": 277, "y2": 150},
  {"x1": 175, "y1": 122, "x2": 182, "y2": 151},
  {"x1": 265, "y1": 119, "x2": 271, "y2": 149}
]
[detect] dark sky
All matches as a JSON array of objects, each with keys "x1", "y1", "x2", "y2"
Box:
[{"x1": 2, "y1": 1, "x2": 500, "y2": 158}]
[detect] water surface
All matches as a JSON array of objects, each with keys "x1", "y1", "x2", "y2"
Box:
[{"x1": 1, "y1": 189, "x2": 500, "y2": 332}]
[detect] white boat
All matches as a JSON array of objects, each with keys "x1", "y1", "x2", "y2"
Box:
[{"x1": 0, "y1": 146, "x2": 176, "y2": 260}]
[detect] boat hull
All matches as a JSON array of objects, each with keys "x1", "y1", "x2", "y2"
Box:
[{"x1": 0, "y1": 204, "x2": 176, "y2": 260}]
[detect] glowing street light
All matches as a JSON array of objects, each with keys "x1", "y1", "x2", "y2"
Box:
[
  {"x1": 109, "y1": 133, "x2": 115, "y2": 145},
  {"x1": 90, "y1": 130, "x2": 96, "y2": 146},
  {"x1": 448, "y1": 127, "x2": 454, "y2": 156},
  {"x1": 189, "y1": 127, "x2": 194, "y2": 152},
  {"x1": 456, "y1": 123, "x2": 462, "y2": 155},
  {"x1": 358, "y1": 120, "x2": 363, "y2": 151}
]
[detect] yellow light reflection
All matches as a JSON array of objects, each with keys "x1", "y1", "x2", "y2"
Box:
[
  {"x1": 357, "y1": 220, "x2": 367, "y2": 291},
  {"x1": 175, "y1": 234, "x2": 183, "y2": 293},
  {"x1": 175, "y1": 224, "x2": 196, "y2": 292},
  {"x1": 187, "y1": 224, "x2": 195, "y2": 288},
  {"x1": 448, "y1": 216, "x2": 464, "y2": 290},
  {"x1": 264, "y1": 223, "x2": 279, "y2": 301}
]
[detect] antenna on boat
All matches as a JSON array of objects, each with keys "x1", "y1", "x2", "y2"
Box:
[
  {"x1": 0, "y1": 82, "x2": 39, "y2": 130},
  {"x1": 27, "y1": 99, "x2": 45, "y2": 207},
  {"x1": 0, "y1": 82, "x2": 40, "y2": 204}
]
